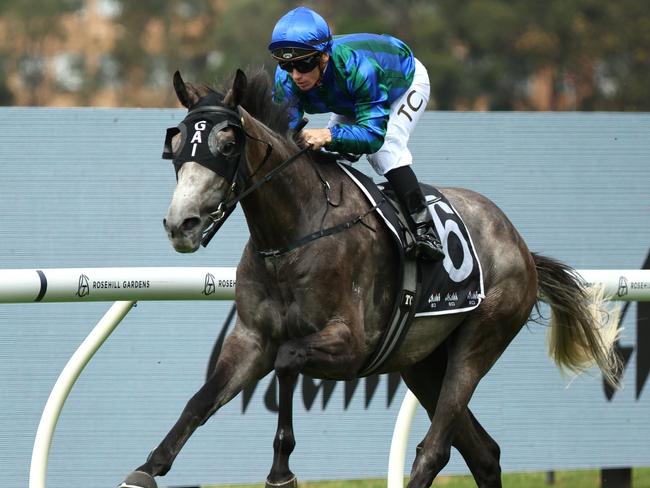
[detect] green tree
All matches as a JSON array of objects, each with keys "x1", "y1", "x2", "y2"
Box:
[
  {"x1": 111, "y1": 0, "x2": 203, "y2": 106},
  {"x1": 2, "y1": 0, "x2": 648, "y2": 109},
  {"x1": 0, "y1": 0, "x2": 82, "y2": 105},
  {"x1": 427, "y1": 0, "x2": 650, "y2": 110},
  {"x1": 202, "y1": 0, "x2": 294, "y2": 84},
  {"x1": 0, "y1": 58, "x2": 14, "y2": 105}
]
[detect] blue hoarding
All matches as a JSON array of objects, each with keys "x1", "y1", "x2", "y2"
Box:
[{"x1": 0, "y1": 108, "x2": 648, "y2": 487}]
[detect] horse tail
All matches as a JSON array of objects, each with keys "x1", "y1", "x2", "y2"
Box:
[{"x1": 533, "y1": 253, "x2": 621, "y2": 387}]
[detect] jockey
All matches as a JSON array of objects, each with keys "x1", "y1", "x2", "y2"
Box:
[{"x1": 268, "y1": 6, "x2": 445, "y2": 261}]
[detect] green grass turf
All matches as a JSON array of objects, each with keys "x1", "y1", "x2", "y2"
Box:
[{"x1": 207, "y1": 467, "x2": 650, "y2": 488}]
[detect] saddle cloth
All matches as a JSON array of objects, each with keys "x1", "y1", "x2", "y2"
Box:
[{"x1": 337, "y1": 163, "x2": 485, "y2": 317}]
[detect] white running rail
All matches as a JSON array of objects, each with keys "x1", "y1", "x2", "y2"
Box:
[
  {"x1": 387, "y1": 269, "x2": 650, "y2": 488},
  {"x1": 0, "y1": 267, "x2": 236, "y2": 488},
  {"x1": 0, "y1": 267, "x2": 236, "y2": 303}
]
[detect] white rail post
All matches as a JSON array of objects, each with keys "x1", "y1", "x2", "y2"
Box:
[
  {"x1": 387, "y1": 389, "x2": 419, "y2": 488},
  {"x1": 0, "y1": 267, "x2": 238, "y2": 487},
  {"x1": 29, "y1": 300, "x2": 137, "y2": 488}
]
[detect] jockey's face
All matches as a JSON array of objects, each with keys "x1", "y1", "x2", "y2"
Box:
[{"x1": 288, "y1": 53, "x2": 330, "y2": 91}]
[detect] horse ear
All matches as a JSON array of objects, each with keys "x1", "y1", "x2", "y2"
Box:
[
  {"x1": 224, "y1": 69, "x2": 247, "y2": 108},
  {"x1": 173, "y1": 70, "x2": 205, "y2": 108},
  {"x1": 173, "y1": 71, "x2": 192, "y2": 108}
]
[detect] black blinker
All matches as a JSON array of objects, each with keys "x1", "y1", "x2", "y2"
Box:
[
  {"x1": 163, "y1": 105, "x2": 244, "y2": 181},
  {"x1": 162, "y1": 127, "x2": 181, "y2": 160}
]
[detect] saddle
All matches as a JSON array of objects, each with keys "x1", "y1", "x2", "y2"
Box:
[{"x1": 336, "y1": 163, "x2": 485, "y2": 376}]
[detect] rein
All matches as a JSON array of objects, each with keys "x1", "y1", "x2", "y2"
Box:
[
  {"x1": 200, "y1": 116, "x2": 311, "y2": 247},
  {"x1": 224, "y1": 145, "x2": 311, "y2": 211},
  {"x1": 201, "y1": 144, "x2": 310, "y2": 247},
  {"x1": 194, "y1": 112, "x2": 382, "y2": 254},
  {"x1": 256, "y1": 197, "x2": 384, "y2": 258}
]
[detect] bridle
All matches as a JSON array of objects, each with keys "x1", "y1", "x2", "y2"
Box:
[
  {"x1": 163, "y1": 104, "x2": 383, "y2": 254},
  {"x1": 163, "y1": 104, "x2": 310, "y2": 247},
  {"x1": 163, "y1": 103, "x2": 383, "y2": 255},
  {"x1": 201, "y1": 144, "x2": 311, "y2": 247}
]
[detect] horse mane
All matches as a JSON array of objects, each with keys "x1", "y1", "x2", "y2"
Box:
[
  {"x1": 215, "y1": 67, "x2": 340, "y2": 166},
  {"x1": 211, "y1": 67, "x2": 291, "y2": 136}
]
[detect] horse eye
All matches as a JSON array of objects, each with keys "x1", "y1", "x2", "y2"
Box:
[{"x1": 219, "y1": 139, "x2": 239, "y2": 157}]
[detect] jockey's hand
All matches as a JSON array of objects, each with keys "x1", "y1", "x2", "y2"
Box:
[{"x1": 302, "y1": 128, "x2": 332, "y2": 150}]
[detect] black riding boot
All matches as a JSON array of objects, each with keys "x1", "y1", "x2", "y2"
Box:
[{"x1": 385, "y1": 166, "x2": 445, "y2": 262}]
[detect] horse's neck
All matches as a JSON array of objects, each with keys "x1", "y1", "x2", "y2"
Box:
[{"x1": 240, "y1": 145, "x2": 323, "y2": 252}]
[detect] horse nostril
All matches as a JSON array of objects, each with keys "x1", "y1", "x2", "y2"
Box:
[{"x1": 181, "y1": 217, "x2": 201, "y2": 232}]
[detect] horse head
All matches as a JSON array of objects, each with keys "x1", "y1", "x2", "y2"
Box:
[{"x1": 162, "y1": 69, "x2": 256, "y2": 253}]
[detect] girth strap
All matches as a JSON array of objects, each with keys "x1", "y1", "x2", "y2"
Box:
[{"x1": 358, "y1": 257, "x2": 418, "y2": 377}]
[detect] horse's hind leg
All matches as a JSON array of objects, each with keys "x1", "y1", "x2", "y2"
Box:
[
  {"x1": 405, "y1": 288, "x2": 531, "y2": 488},
  {"x1": 401, "y1": 350, "x2": 501, "y2": 487},
  {"x1": 452, "y1": 409, "x2": 502, "y2": 487}
]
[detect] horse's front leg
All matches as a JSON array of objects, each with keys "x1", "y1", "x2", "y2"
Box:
[
  {"x1": 265, "y1": 364, "x2": 299, "y2": 488},
  {"x1": 265, "y1": 318, "x2": 363, "y2": 488},
  {"x1": 119, "y1": 325, "x2": 273, "y2": 487}
]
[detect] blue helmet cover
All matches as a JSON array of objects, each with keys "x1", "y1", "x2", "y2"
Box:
[{"x1": 269, "y1": 6, "x2": 332, "y2": 55}]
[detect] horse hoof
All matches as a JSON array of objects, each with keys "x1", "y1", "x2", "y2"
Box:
[
  {"x1": 265, "y1": 475, "x2": 298, "y2": 488},
  {"x1": 118, "y1": 470, "x2": 157, "y2": 488}
]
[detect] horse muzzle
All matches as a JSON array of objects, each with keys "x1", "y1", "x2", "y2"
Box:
[{"x1": 162, "y1": 213, "x2": 204, "y2": 253}]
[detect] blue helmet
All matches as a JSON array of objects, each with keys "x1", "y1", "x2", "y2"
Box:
[{"x1": 269, "y1": 7, "x2": 333, "y2": 60}]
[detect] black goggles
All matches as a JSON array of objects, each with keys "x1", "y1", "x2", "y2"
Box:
[{"x1": 279, "y1": 54, "x2": 321, "y2": 74}]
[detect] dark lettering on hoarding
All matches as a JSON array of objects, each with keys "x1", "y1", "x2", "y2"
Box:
[
  {"x1": 302, "y1": 377, "x2": 336, "y2": 410},
  {"x1": 242, "y1": 372, "x2": 403, "y2": 413},
  {"x1": 264, "y1": 375, "x2": 278, "y2": 412},
  {"x1": 365, "y1": 374, "x2": 380, "y2": 408},
  {"x1": 344, "y1": 378, "x2": 361, "y2": 409},
  {"x1": 604, "y1": 300, "x2": 634, "y2": 401},
  {"x1": 637, "y1": 248, "x2": 650, "y2": 398},
  {"x1": 387, "y1": 372, "x2": 401, "y2": 407},
  {"x1": 604, "y1": 248, "x2": 649, "y2": 400},
  {"x1": 638, "y1": 299, "x2": 649, "y2": 398}
]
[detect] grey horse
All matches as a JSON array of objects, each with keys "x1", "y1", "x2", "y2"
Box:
[{"x1": 119, "y1": 68, "x2": 619, "y2": 488}]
